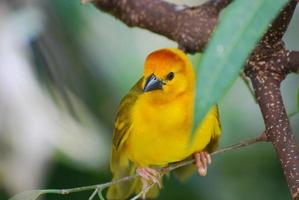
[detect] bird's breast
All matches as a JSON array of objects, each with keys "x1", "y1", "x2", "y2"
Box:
[{"x1": 125, "y1": 94, "x2": 194, "y2": 166}]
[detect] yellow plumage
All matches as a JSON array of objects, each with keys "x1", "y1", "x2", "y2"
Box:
[{"x1": 107, "y1": 48, "x2": 221, "y2": 199}]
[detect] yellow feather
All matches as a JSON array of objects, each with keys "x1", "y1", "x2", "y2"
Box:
[{"x1": 107, "y1": 48, "x2": 221, "y2": 199}]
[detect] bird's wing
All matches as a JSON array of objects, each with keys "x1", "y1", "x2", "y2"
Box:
[
  {"x1": 112, "y1": 78, "x2": 143, "y2": 151},
  {"x1": 205, "y1": 105, "x2": 221, "y2": 152},
  {"x1": 174, "y1": 105, "x2": 221, "y2": 181},
  {"x1": 107, "y1": 78, "x2": 143, "y2": 200}
]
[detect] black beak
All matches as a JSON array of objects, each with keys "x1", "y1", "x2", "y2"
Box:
[{"x1": 143, "y1": 74, "x2": 163, "y2": 92}]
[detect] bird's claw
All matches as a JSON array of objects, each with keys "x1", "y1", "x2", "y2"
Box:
[
  {"x1": 136, "y1": 167, "x2": 162, "y2": 188},
  {"x1": 194, "y1": 151, "x2": 211, "y2": 176}
]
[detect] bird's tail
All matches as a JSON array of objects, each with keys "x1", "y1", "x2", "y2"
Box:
[
  {"x1": 107, "y1": 146, "x2": 137, "y2": 200},
  {"x1": 106, "y1": 164, "x2": 137, "y2": 200},
  {"x1": 107, "y1": 167, "x2": 161, "y2": 200},
  {"x1": 107, "y1": 149, "x2": 161, "y2": 199}
]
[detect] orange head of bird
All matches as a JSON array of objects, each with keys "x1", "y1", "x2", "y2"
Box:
[{"x1": 142, "y1": 48, "x2": 195, "y2": 101}]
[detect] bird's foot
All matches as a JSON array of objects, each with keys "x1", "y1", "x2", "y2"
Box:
[
  {"x1": 136, "y1": 167, "x2": 162, "y2": 188},
  {"x1": 194, "y1": 151, "x2": 211, "y2": 176}
]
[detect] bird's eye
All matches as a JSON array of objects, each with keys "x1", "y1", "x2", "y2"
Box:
[{"x1": 166, "y1": 72, "x2": 175, "y2": 81}]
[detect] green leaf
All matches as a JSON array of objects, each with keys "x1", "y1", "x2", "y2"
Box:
[
  {"x1": 9, "y1": 190, "x2": 58, "y2": 200},
  {"x1": 297, "y1": 90, "x2": 299, "y2": 111},
  {"x1": 193, "y1": 0, "x2": 288, "y2": 133}
]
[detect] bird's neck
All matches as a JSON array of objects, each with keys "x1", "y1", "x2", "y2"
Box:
[{"x1": 132, "y1": 90, "x2": 194, "y2": 136}]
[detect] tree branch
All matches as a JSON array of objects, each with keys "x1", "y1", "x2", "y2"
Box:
[
  {"x1": 260, "y1": 0, "x2": 297, "y2": 47},
  {"x1": 245, "y1": 1, "x2": 299, "y2": 198},
  {"x1": 92, "y1": 0, "x2": 230, "y2": 53},
  {"x1": 250, "y1": 74, "x2": 299, "y2": 199}
]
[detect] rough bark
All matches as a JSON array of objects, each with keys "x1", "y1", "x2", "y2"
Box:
[
  {"x1": 93, "y1": 0, "x2": 230, "y2": 53},
  {"x1": 244, "y1": 2, "x2": 299, "y2": 198}
]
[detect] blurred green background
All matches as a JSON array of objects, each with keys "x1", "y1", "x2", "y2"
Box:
[{"x1": 0, "y1": 0, "x2": 298, "y2": 199}]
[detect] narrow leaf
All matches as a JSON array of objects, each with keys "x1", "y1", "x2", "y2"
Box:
[{"x1": 193, "y1": 0, "x2": 288, "y2": 133}]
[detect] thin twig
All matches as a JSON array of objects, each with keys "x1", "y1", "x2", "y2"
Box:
[
  {"x1": 29, "y1": 134, "x2": 266, "y2": 199},
  {"x1": 98, "y1": 189, "x2": 106, "y2": 200},
  {"x1": 240, "y1": 72, "x2": 256, "y2": 103},
  {"x1": 129, "y1": 182, "x2": 156, "y2": 200},
  {"x1": 135, "y1": 134, "x2": 267, "y2": 198},
  {"x1": 165, "y1": 134, "x2": 266, "y2": 172},
  {"x1": 51, "y1": 136, "x2": 265, "y2": 194},
  {"x1": 56, "y1": 174, "x2": 139, "y2": 195},
  {"x1": 131, "y1": 134, "x2": 267, "y2": 198},
  {"x1": 89, "y1": 188, "x2": 100, "y2": 200}
]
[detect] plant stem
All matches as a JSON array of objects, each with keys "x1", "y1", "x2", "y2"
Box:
[
  {"x1": 34, "y1": 134, "x2": 266, "y2": 198},
  {"x1": 240, "y1": 72, "x2": 256, "y2": 102}
]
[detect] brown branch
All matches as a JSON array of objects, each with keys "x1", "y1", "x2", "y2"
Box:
[
  {"x1": 92, "y1": 0, "x2": 230, "y2": 53},
  {"x1": 245, "y1": 1, "x2": 299, "y2": 199},
  {"x1": 260, "y1": 0, "x2": 297, "y2": 47},
  {"x1": 248, "y1": 73, "x2": 299, "y2": 199}
]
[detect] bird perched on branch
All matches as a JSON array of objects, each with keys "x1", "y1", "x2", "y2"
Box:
[{"x1": 107, "y1": 48, "x2": 221, "y2": 199}]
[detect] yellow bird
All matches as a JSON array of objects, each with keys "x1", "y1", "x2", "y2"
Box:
[{"x1": 107, "y1": 48, "x2": 221, "y2": 199}]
